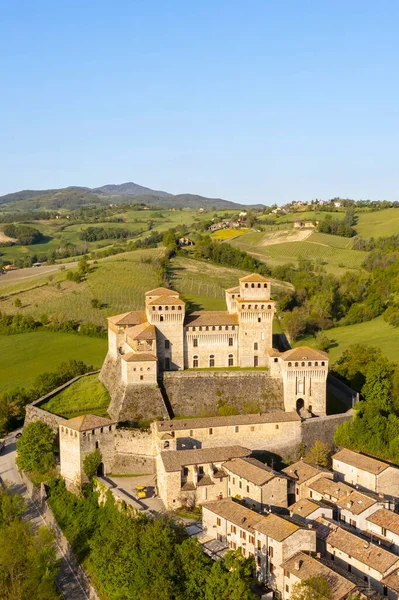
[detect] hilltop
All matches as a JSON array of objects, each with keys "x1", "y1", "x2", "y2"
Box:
[{"x1": 0, "y1": 182, "x2": 264, "y2": 211}]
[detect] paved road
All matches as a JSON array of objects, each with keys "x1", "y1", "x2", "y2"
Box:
[
  {"x1": 0, "y1": 431, "x2": 89, "y2": 600},
  {"x1": 0, "y1": 262, "x2": 78, "y2": 289}
]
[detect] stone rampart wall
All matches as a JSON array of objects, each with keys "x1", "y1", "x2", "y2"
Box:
[
  {"x1": 163, "y1": 370, "x2": 284, "y2": 416},
  {"x1": 24, "y1": 405, "x2": 67, "y2": 434},
  {"x1": 301, "y1": 410, "x2": 354, "y2": 451},
  {"x1": 112, "y1": 428, "x2": 155, "y2": 474}
]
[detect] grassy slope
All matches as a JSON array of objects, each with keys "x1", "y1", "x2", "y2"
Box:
[
  {"x1": 0, "y1": 331, "x2": 107, "y2": 392},
  {"x1": 294, "y1": 316, "x2": 399, "y2": 364},
  {"x1": 40, "y1": 374, "x2": 110, "y2": 418},
  {"x1": 355, "y1": 208, "x2": 399, "y2": 238}
]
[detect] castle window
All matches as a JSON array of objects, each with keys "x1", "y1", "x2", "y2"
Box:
[
  {"x1": 193, "y1": 338, "x2": 198, "y2": 347},
  {"x1": 109, "y1": 425, "x2": 112, "y2": 431},
  {"x1": 192, "y1": 327, "x2": 196, "y2": 331},
  {"x1": 165, "y1": 340, "x2": 170, "y2": 349},
  {"x1": 228, "y1": 354, "x2": 234, "y2": 367},
  {"x1": 301, "y1": 362, "x2": 305, "y2": 367},
  {"x1": 209, "y1": 428, "x2": 213, "y2": 435},
  {"x1": 232, "y1": 294, "x2": 235, "y2": 299},
  {"x1": 95, "y1": 441, "x2": 99, "y2": 449},
  {"x1": 209, "y1": 355, "x2": 215, "y2": 367},
  {"x1": 248, "y1": 305, "x2": 251, "y2": 309},
  {"x1": 152, "y1": 306, "x2": 155, "y2": 311},
  {"x1": 254, "y1": 356, "x2": 258, "y2": 367},
  {"x1": 288, "y1": 362, "x2": 292, "y2": 367},
  {"x1": 160, "y1": 316, "x2": 164, "y2": 322},
  {"x1": 74, "y1": 431, "x2": 77, "y2": 437},
  {"x1": 321, "y1": 361, "x2": 325, "y2": 366},
  {"x1": 245, "y1": 283, "x2": 248, "y2": 288},
  {"x1": 295, "y1": 362, "x2": 298, "y2": 367},
  {"x1": 178, "y1": 306, "x2": 182, "y2": 310},
  {"x1": 212, "y1": 326, "x2": 215, "y2": 331},
  {"x1": 228, "y1": 337, "x2": 233, "y2": 346},
  {"x1": 206, "y1": 326, "x2": 209, "y2": 331},
  {"x1": 275, "y1": 424, "x2": 279, "y2": 430},
  {"x1": 264, "y1": 283, "x2": 267, "y2": 288},
  {"x1": 261, "y1": 305, "x2": 264, "y2": 309},
  {"x1": 133, "y1": 368, "x2": 136, "y2": 371},
  {"x1": 225, "y1": 325, "x2": 229, "y2": 330},
  {"x1": 268, "y1": 305, "x2": 271, "y2": 309},
  {"x1": 274, "y1": 358, "x2": 278, "y2": 363},
  {"x1": 258, "y1": 283, "x2": 261, "y2": 288},
  {"x1": 193, "y1": 355, "x2": 199, "y2": 368},
  {"x1": 165, "y1": 306, "x2": 169, "y2": 311},
  {"x1": 172, "y1": 306, "x2": 175, "y2": 310},
  {"x1": 190, "y1": 430, "x2": 193, "y2": 436},
  {"x1": 315, "y1": 361, "x2": 318, "y2": 366},
  {"x1": 251, "y1": 283, "x2": 255, "y2": 288},
  {"x1": 158, "y1": 306, "x2": 162, "y2": 310},
  {"x1": 242, "y1": 305, "x2": 245, "y2": 309},
  {"x1": 255, "y1": 305, "x2": 258, "y2": 309},
  {"x1": 92, "y1": 429, "x2": 95, "y2": 435},
  {"x1": 219, "y1": 326, "x2": 222, "y2": 330},
  {"x1": 199, "y1": 326, "x2": 202, "y2": 331},
  {"x1": 308, "y1": 362, "x2": 312, "y2": 367},
  {"x1": 100, "y1": 427, "x2": 103, "y2": 433},
  {"x1": 258, "y1": 317, "x2": 261, "y2": 323},
  {"x1": 140, "y1": 375, "x2": 144, "y2": 380},
  {"x1": 254, "y1": 343, "x2": 258, "y2": 351},
  {"x1": 232, "y1": 325, "x2": 235, "y2": 330}
]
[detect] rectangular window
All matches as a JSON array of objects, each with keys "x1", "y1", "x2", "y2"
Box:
[
  {"x1": 250, "y1": 426, "x2": 255, "y2": 432},
  {"x1": 217, "y1": 518, "x2": 221, "y2": 526},
  {"x1": 268, "y1": 546, "x2": 274, "y2": 558},
  {"x1": 284, "y1": 570, "x2": 290, "y2": 578},
  {"x1": 165, "y1": 340, "x2": 170, "y2": 349},
  {"x1": 257, "y1": 556, "x2": 261, "y2": 567},
  {"x1": 257, "y1": 540, "x2": 261, "y2": 550},
  {"x1": 193, "y1": 338, "x2": 198, "y2": 347},
  {"x1": 246, "y1": 485, "x2": 249, "y2": 493},
  {"x1": 254, "y1": 342, "x2": 258, "y2": 351},
  {"x1": 183, "y1": 468, "x2": 189, "y2": 477},
  {"x1": 140, "y1": 375, "x2": 144, "y2": 381},
  {"x1": 235, "y1": 426, "x2": 239, "y2": 433},
  {"x1": 231, "y1": 525, "x2": 236, "y2": 534},
  {"x1": 254, "y1": 356, "x2": 258, "y2": 367},
  {"x1": 198, "y1": 466, "x2": 204, "y2": 476},
  {"x1": 228, "y1": 337, "x2": 233, "y2": 346},
  {"x1": 285, "y1": 585, "x2": 290, "y2": 593},
  {"x1": 239, "y1": 481, "x2": 242, "y2": 489},
  {"x1": 269, "y1": 563, "x2": 274, "y2": 574},
  {"x1": 209, "y1": 428, "x2": 213, "y2": 435},
  {"x1": 249, "y1": 535, "x2": 254, "y2": 544},
  {"x1": 164, "y1": 357, "x2": 170, "y2": 370}
]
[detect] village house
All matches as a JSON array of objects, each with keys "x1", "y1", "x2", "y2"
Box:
[
  {"x1": 223, "y1": 457, "x2": 289, "y2": 511},
  {"x1": 304, "y1": 476, "x2": 353, "y2": 513},
  {"x1": 155, "y1": 445, "x2": 251, "y2": 509},
  {"x1": 289, "y1": 498, "x2": 334, "y2": 525},
  {"x1": 282, "y1": 459, "x2": 332, "y2": 503},
  {"x1": 367, "y1": 509, "x2": 399, "y2": 553},
  {"x1": 201, "y1": 498, "x2": 316, "y2": 593},
  {"x1": 281, "y1": 551, "x2": 367, "y2": 599},
  {"x1": 333, "y1": 449, "x2": 399, "y2": 504},
  {"x1": 315, "y1": 518, "x2": 399, "y2": 597},
  {"x1": 381, "y1": 568, "x2": 399, "y2": 600},
  {"x1": 336, "y1": 490, "x2": 389, "y2": 533}
]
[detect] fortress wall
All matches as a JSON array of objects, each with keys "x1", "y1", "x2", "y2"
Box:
[
  {"x1": 301, "y1": 410, "x2": 354, "y2": 451},
  {"x1": 111, "y1": 428, "x2": 155, "y2": 475},
  {"x1": 163, "y1": 371, "x2": 284, "y2": 416},
  {"x1": 25, "y1": 404, "x2": 66, "y2": 434}
]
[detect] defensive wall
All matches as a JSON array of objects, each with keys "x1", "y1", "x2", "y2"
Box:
[{"x1": 112, "y1": 428, "x2": 155, "y2": 474}]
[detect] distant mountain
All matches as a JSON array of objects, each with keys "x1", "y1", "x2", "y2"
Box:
[{"x1": 0, "y1": 182, "x2": 264, "y2": 211}]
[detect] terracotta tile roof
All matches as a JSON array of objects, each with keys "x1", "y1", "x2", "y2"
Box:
[
  {"x1": 63, "y1": 415, "x2": 113, "y2": 432},
  {"x1": 289, "y1": 498, "x2": 329, "y2": 518},
  {"x1": 160, "y1": 446, "x2": 251, "y2": 472},
  {"x1": 336, "y1": 490, "x2": 377, "y2": 515},
  {"x1": 203, "y1": 498, "x2": 263, "y2": 532},
  {"x1": 197, "y1": 475, "x2": 214, "y2": 487},
  {"x1": 367, "y1": 509, "x2": 399, "y2": 536},
  {"x1": 325, "y1": 524, "x2": 399, "y2": 574},
  {"x1": 308, "y1": 476, "x2": 353, "y2": 502},
  {"x1": 181, "y1": 482, "x2": 196, "y2": 491},
  {"x1": 107, "y1": 310, "x2": 146, "y2": 326},
  {"x1": 125, "y1": 322, "x2": 156, "y2": 341},
  {"x1": 239, "y1": 274, "x2": 269, "y2": 283},
  {"x1": 282, "y1": 552, "x2": 357, "y2": 600},
  {"x1": 145, "y1": 287, "x2": 179, "y2": 296},
  {"x1": 121, "y1": 352, "x2": 157, "y2": 362},
  {"x1": 223, "y1": 457, "x2": 284, "y2": 486},
  {"x1": 382, "y1": 568, "x2": 399, "y2": 593},
  {"x1": 282, "y1": 460, "x2": 330, "y2": 484},
  {"x1": 333, "y1": 448, "x2": 390, "y2": 475},
  {"x1": 278, "y1": 346, "x2": 328, "y2": 362},
  {"x1": 147, "y1": 296, "x2": 185, "y2": 306},
  {"x1": 255, "y1": 512, "x2": 300, "y2": 541},
  {"x1": 156, "y1": 412, "x2": 300, "y2": 433},
  {"x1": 184, "y1": 311, "x2": 239, "y2": 327},
  {"x1": 225, "y1": 286, "x2": 240, "y2": 294}
]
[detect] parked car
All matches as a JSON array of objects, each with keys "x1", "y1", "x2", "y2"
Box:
[{"x1": 15, "y1": 432, "x2": 22, "y2": 439}]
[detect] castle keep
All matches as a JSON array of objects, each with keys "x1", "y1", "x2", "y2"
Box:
[{"x1": 101, "y1": 273, "x2": 328, "y2": 419}]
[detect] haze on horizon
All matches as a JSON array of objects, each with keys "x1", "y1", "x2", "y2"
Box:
[{"x1": 0, "y1": 1, "x2": 398, "y2": 205}]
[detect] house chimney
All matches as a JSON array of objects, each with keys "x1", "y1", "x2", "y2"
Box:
[{"x1": 294, "y1": 559, "x2": 302, "y2": 571}]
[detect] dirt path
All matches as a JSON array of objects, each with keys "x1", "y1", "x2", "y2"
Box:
[
  {"x1": 0, "y1": 262, "x2": 78, "y2": 289},
  {"x1": 258, "y1": 229, "x2": 313, "y2": 246}
]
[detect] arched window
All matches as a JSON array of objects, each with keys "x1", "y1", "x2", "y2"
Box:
[
  {"x1": 209, "y1": 355, "x2": 215, "y2": 367},
  {"x1": 308, "y1": 362, "x2": 312, "y2": 367},
  {"x1": 245, "y1": 283, "x2": 248, "y2": 288},
  {"x1": 165, "y1": 306, "x2": 169, "y2": 310},
  {"x1": 254, "y1": 342, "x2": 258, "y2": 351},
  {"x1": 321, "y1": 361, "x2": 325, "y2": 366},
  {"x1": 219, "y1": 325, "x2": 222, "y2": 330},
  {"x1": 315, "y1": 361, "x2": 318, "y2": 366},
  {"x1": 160, "y1": 315, "x2": 164, "y2": 322},
  {"x1": 248, "y1": 304, "x2": 251, "y2": 309},
  {"x1": 205, "y1": 326, "x2": 209, "y2": 331},
  {"x1": 172, "y1": 306, "x2": 175, "y2": 310},
  {"x1": 255, "y1": 305, "x2": 258, "y2": 309},
  {"x1": 295, "y1": 362, "x2": 298, "y2": 367},
  {"x1": 228, "y1": 354, "x2": 234, "y2": 367},
  {"x1": 261, "y1": 304, "x2": 264, "y2": 309},
  {"x1": 212, "y1": 326, "x2": 215, "y2": 331},
  {"x1": 264, "y1": 283, "x2": 267, "y2": 288},
  {"x1": 158, "y1": 306, "x2": 162, "y2": 311},
  {"x1": 242, "y1": 305, "x2": 245, "y2": 309},
  {"x1": 288, "y1": 362, "x2": 292, "y2": 367},
  {"x1": 152, "y1": 306, "x2": 155, "y2": 311},
  {"x1": 251, "y1": 283, "x2": 255, "y2": 288},
  {"x1": 232, "y1": 294, "x2": 235, "y2": 299},
  {"x1": 268, "y1": 305, "x2": 271, "y2": 309},
  {"x1": 193, "y1": 355, "x2": 199, "y2": 368},
  {"x1": 301, "y1": 362, "x2": 305, "y2": 367},
  {"x1": 178, "y1": 306, "x2": 182, "y2": 310},
  {"x1": 258, "y1": 283, "x2": 261, "y2": 288}
]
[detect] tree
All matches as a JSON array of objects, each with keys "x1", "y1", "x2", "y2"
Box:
[
  {"x1": 314, "y1": 331, "x2": 331, "y2": 352},
  {"x1": 83, "y1": 449, "x2": 102, "y2": 480},
  {"x1": 282, "y1": 308, "x2": 307, "y2": 341},
  {"x1": 16, "y1": 422, "x2": 55, "y2": 473},
  {"x1": 14, "y1": 298, "x2": 22, "y2": 308},
  {"x1": 290, "y1": 575, "x2": 332, "y2": 600},
  {"x1": 304, "y1": 440, "x2": 331, "y2": 468}
]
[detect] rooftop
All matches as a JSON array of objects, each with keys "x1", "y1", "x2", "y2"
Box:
[
  {"x1": 289, "y1": 498, "x2": 330, "y2": 518},
  {"x1": 225, "y1": 285, "x2": 240, "y2": 294},
  {"x1": 239, "y1": 274, "x2": 269, "y2": 283},
  {"x1": 282, "y1": 460, "x2": 330, "y2": 484},
  {"x1": 184, "y1": 311, "x2": 239, "y2": 327},
  {"x1": 147, "y1": 296, "x2": 185, "y2": 306},
  {"x1": 382, "y1": 568, "x2": 399, "y2": 594},
  {"x1": 308, "y1": 476, "x2": 353, "y2": 502},
  {"x1": 155, "y1": 412, "x2": 300, "y2": 433},
  {"x1": 255, "y1": 512, "x2": 301, "y2": 541},
  {"x1": 160, "y1": 445, "x2": 251, "y2": 472},
  {"x1": 333, "y1": 448, "x2": 390, "y2": 475},
  {"x1": 121, "y1": 352, "x2": 157, "y2": 362},
  {"x1": 125, "y1": 322, "x2": 156, "y2": 341},
  {"x1": 336, "y1": 490, "x2": 377, "y2": 515},
  {"x1": 367, "y1": 508, "x2": 399, "y2": 536},
  {"x1": 325, "y1": 524, "x2": 399, "y2": 574},
  {"x1": 107, "y1": 310, "x2": 146, "y2": 326},
  {"x1": 273, "y1": 346, "x2": 328, "y2": 362},
  {"x1": 222, "y1": 457, "x2": 283, "y2": 486},
  {"x1": 145, "y1": 287, "x2": 179, "y2": 297},
  {"x1": 62, "y1": 414, "x2": 113, "y2": 432},
  {"x1": 282, "y1": 552, "x2": 357, "y2": 600}
]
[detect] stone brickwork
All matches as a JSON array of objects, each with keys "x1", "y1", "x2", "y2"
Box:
[
  {"x1": 163, "y1": 370, "x2": 284, "y2": 416},
  {"x1": 25, "y1": 404, "x2": 66, "y2": 434},
  {"x1": 301, "y1": 410, "x2": 354, "y2": 451},
  {"x1": 112, "y1": 428, "x2": 155, "y2": 474}
]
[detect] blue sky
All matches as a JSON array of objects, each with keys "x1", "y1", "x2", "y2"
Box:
[{"x1": 0, "y1": 1, "x2": 398, "y2": 204}]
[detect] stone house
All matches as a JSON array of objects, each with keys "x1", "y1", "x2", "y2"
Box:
[
  {"x1": 202, "y1": 498, "x2": 316, "y2": 593},
  {"x1": 381, "y1": 568, "x2": 399, "y2": 600},
  {"x1": 59, "y1": 415, "x2": 116, "y2": 489},
  {"x1": 367, "y1": 509, "x2": 399, "y2": 553},
  {"x1": 155, "y1": 445, "x2": 251, "y2": 509},
  {"x1": 336, "y1": 490, "x2": 388, "y2": 533},
  {"x1": 333, "y1": 448, "x2": 399, "y2": 504},
  {"x1": 282, "y1": 460, "x2": 332, "y2": 504},
  {"x1": 289, "y1": 498, "x2": 334, "y2": 525},
  {"x1": 304, "y1": 476, "x2": 353, "y2": 513},
  {"x1": 281, "y1": 551, "x2": 365, "y2": 599},
  {"x1": 222, "y1": 457, "x2": 289, "y2": 511},
  {"x1": 315, "y1": 518, "x2": 399, "y2": 597}
]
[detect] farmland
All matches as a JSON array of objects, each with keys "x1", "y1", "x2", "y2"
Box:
[
  {"x1": 355, "y1": 208, "x2": 399, "y2": 238},
  {"x1": 40, "y1": 374, "x2": 110, "y2": 418},
  {"x1": 0, "y1": 331, "x2": 107, "y2": 392},
  {"x1": 294, "y1": 316, "x2": 399, "y2": 364}
]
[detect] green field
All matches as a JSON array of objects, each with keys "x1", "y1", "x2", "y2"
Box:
[
  {"x1": 40, "y1": 374, "x2": 110, "y2": 418},
  {"x1": 0, "y1": 331, "x2": 107, "y2": 392},
  {"x1": 295, "y1": 316, "x2": 399, "y2": 364},
  {"x1": 355, "y1": 208, "x2": 399, "y2": 239},
  {"x1": 257, "y1": 210, "x2": 346, "y2": 226}
]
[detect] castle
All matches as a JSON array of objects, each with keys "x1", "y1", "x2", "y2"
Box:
[{"x1": 102, "y1": 273, "x2": 328, "y2": 417}]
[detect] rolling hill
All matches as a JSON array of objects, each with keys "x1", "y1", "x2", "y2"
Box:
[{"x1": 0, "y1": 182, "x2": 264, "y2": 211}]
